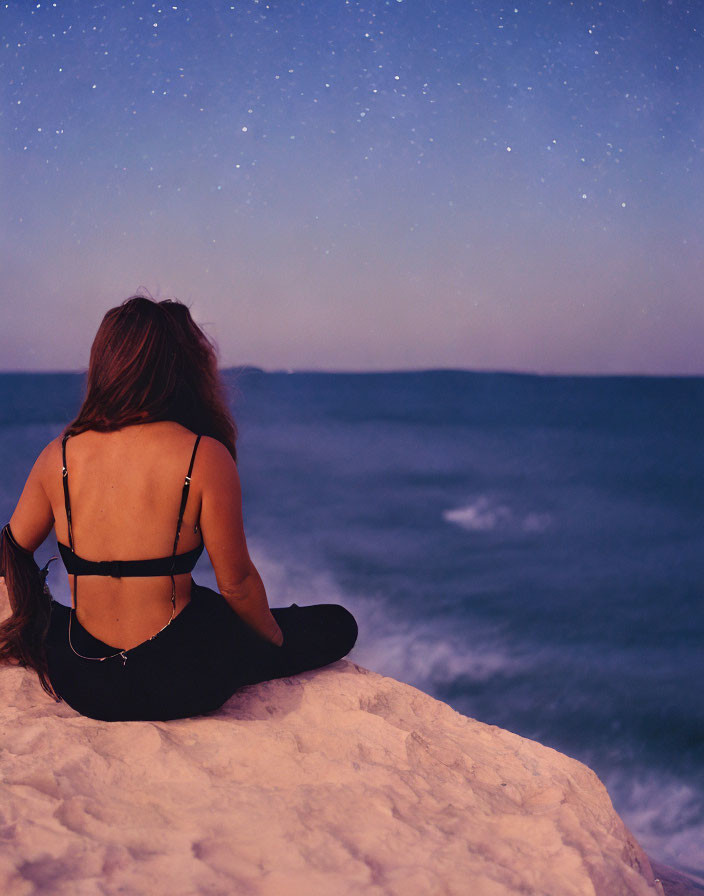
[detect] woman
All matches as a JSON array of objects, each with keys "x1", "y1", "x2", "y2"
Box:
[{"x1": 0, "y1": 296, "x2": 358, "y2": 721}]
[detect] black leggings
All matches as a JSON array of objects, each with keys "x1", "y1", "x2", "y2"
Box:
[{"x1": 46, "y1": 581, "x2": 359, "y2": 722}]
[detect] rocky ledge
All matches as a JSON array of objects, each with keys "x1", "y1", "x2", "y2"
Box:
[{"x1": 0, "y1": 585, "x2": 696, "y2": 895}]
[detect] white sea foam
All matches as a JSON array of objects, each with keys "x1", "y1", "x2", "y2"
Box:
[
  {"x1": 443, "y1": 495, "x2": 551, "y2": 533},
  {"x1": 443, "y1": 496, "x2": 512, "y2": 531},
  {"x1": 245, "y1": 539, "x2": 524, "y2": 697},
  {"x1": 362, "y1": 628, "x2": 520, "y2": 690},
  {"x1": 604, "y1": 771, "x2": 704, "y2": 881}
]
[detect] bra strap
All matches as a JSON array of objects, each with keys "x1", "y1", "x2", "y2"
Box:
[
  {"x1": 171, "y1": 435, "x2": 202, "y2": 561},
  {"x1": 62, "y1": 434, "x2": 79, "y2": 617},
  {"x1": 61, "y1": 434, "x2": 75, "y2": 551}
]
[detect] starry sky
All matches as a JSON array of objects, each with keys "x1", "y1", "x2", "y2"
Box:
[{"x1": 1, "y1": 0, "x2": 703, "y2": 374}]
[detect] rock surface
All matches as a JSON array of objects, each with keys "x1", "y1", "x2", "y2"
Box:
[{"x1": 0, "y1": 585, "x2": 669, "y2": 895}]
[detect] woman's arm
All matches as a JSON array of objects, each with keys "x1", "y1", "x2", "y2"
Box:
[
  {"x1": 198, "y1": 437, "x2": 283, "y2": 647},
  {"x1": 8, "y1": 442, "x2": 56, "y2": 552},
  {"x1": 1, "y1": 440, "x2": 60, "y2": 700}
]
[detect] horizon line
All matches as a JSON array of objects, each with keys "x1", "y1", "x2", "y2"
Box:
[{"x1": 0, "y1": 365, "x2": 702, "y2": 379}]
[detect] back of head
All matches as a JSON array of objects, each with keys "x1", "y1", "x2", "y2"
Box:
[{"x1": 65, "y1": 295, "x2": 237, "y2": 460}]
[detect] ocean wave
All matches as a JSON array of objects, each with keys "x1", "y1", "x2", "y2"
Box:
[
  {"x1": 443, "y1": 495, "x2": 551, "y2": 533},
  {"x1": 246, "y1": 537, "x2": 522, "y2": 689},
  {"x1": 604, "y1": 770, "x2": 704, "y2": 880},
  {"x1": 262, "y1": 539, "x2": 704, "y2": 880}
]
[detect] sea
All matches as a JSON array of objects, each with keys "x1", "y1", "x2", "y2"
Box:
[{"x1": 1, "y1": 369, "x2": 702, "y2": 879}]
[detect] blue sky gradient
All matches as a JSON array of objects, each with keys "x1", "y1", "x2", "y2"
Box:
[{"x1": 2, "y1": 0, "x2": 703, "y2": 373}]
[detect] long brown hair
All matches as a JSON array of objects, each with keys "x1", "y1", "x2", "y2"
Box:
[
  {"x1": 64, "y1": 295, "x2": 238, "y2": 459},
  {"x1": 1, "y1": 295, "x2": 238, "y2": 699},
  {"x1": 0, "y1": 524, "x2": 58, "y2": 699}
]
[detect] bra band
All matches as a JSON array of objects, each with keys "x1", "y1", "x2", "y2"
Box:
[{"x1": 56, "y1": 540, "x2": 204, "y2": 577}]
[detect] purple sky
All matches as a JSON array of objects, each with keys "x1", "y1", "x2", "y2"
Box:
[{"x1": 2, "y1": 1, "x2": 703, "y2": 374}]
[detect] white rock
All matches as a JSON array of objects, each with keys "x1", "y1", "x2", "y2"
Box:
[{"x1": 0, "y1": 584, "x2": 665, "y2": 895}]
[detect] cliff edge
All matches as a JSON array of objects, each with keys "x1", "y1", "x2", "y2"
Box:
[{"x1": 0, "y1": 585, "x2": 676, "y2": 895}]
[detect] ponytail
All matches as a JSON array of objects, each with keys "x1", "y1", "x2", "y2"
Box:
[{"x1": 0, "y1": 524, "x2": 61, "y2": 700}]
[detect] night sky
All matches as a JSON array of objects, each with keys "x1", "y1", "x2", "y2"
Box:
[{"x1": 2, "y1": 1, "x2": 703, "y2": 374}]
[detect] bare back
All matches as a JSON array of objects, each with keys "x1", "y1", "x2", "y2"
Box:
[{"x1": 48, "y1": 422, "x2": 205, "y2": 650}]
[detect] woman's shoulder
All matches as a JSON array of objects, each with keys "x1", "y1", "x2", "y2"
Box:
[
  {"x1": 138, "y1": 427, "x2": 236, "y2": 480},
  {"x1": 24, "y1": 436, "x2": 64, "y2": 495},
  {"x1": 36, "y1": 436, "x2": 64, "y2": 472},
  {"x1": 195, "y1": 435, "x2": 237, "y2": 474},
  {"x1": 38, "y1": 425, "x2": 236, "y2": 480}
]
